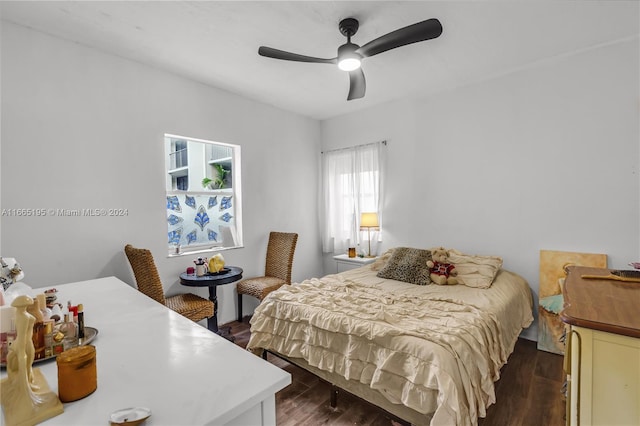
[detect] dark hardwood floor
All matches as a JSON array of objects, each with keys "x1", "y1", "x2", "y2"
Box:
[{"x1": 225, "y1": 319, "x2": 566, "y2": 426}]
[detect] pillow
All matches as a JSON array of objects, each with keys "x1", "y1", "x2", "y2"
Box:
[
  {"x1": 370, "y1": 248, "x2": 395, "y2": 271},
  {"x1": 447, "y1": 249, "x2": 503, "y2": 289},
  {"x1": 376, "y1": 247, "x2": 432, "y2": 285}
]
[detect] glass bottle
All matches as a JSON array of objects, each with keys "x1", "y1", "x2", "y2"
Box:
[
  {"x1": 60, "y1": 313, "x2": 78, "y2": 350},
  {"x1": 43, "y1": 320, "x2": 55, "y2": 357},
  {"x1": 77, "y1": 303, "x2": 85, "y2": 339},
  {"x1": 36, "y1": 293, "x2": 52, "y2": 321},
  {"x1": 51, "y1": 329, "x2": 65, "y2": 355},
  {"x1": 27, "y1": 298, "x2": 46, "y2": 360},
  {"x1": 0, "y1": 316, "x2": 16, "y2": 364}
]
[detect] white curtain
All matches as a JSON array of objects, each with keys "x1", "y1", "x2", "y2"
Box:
[{"x1": 321, "y1": 141, "x2": 384, "y2": 254}]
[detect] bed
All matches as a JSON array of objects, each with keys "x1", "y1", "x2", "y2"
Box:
[{"x1": 246, "y1": 247, "x2": 534, "y2": 426}]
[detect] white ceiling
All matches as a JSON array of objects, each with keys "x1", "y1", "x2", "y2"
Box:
[{"x1": 1, "y1": 1, "x2": 638, "y2": 120}]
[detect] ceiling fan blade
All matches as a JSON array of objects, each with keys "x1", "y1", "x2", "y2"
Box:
[
  {"x1": 357, "y1": 18, "x2": 442, "y2": 58},
  {"x1": 347, "y1": 68, "x2": 366, "y2": 101},
  {"x1": 258, "y1": 46, "x2": 337, "y2": 64}
]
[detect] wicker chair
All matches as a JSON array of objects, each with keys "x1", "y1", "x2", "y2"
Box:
[
  {"x1": 236, "y1": 232, "x2": 298, "y2": 322},
  {"x1": 124, "y1": 244, "x2": 214, "y2": 325}
]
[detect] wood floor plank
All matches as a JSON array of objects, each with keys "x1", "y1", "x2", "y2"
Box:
[
  {"x1": 493, "y1": 338, "x2": 538, "y2": 399},
  {"x1": 521, "y1": 376, "x2": 566, "y2": 426},
  {"x1": 534, "y1": 350, "x2": 564, "y2": 382},
  {"x1": 279, "y1": 381, "x2": 337, "y2": 426},
  {"x1": 275, "y1": 376, "x2": 314, "y2": 415},
  {"x1": 224, "y1": 320, "x2": 566, "y2": 425},
  {"x1": 330, "y1": 391, "x2": 392, "y2": 426}
]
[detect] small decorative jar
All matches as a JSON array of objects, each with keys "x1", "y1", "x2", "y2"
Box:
[{"x1": 57, "y1": 345, "x2": 97, "y2": 402}]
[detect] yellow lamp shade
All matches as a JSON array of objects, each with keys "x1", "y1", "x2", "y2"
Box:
[{"x1": 360, "y1": 212, "x2": 379, "y2": 229}]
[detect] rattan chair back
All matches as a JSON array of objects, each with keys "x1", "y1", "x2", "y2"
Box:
[
  {"x1": 264, "y1": 232, "x2": 299, "y2": 284},
  {"x1": 236, "y1": 232, "x2": 298, "y2": 321},
  {"x1": 124, "y1": 244, "x2": 167, "y2": 305}
]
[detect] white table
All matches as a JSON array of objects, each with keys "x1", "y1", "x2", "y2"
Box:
[
  {"x1": 333, "y1": 254, "x2": 377, "y2": 273},
  {"x1": 1, "y1": 277, "x2": 290, "y2": 425}
]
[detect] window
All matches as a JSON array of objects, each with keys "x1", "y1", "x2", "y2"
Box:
[
  {"x1": 165, "y1": 134, "x2": 243, "y2": 256},
  {"x1": 321, "y1": 141, "x2": 385, "y2": 254}
]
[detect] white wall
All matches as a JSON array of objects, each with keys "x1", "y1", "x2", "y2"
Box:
[
  {"x1": 1, "y1": 22, "x2": 323, "y2": 325},
  {"x1": 321, "y1": 38, "x2": 640, "y2": 340}
]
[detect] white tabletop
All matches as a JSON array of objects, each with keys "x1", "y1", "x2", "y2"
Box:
[
  {"x1": 1, "y1": 277, "x2": 290, "y2": 425},
  {"x1": 332, "y1": 254, "x2": 377, "y2": 264}
]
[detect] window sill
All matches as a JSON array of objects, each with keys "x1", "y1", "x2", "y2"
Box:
[{"x1": 167, "y1": 245, "x2": 243, "y2": 258}]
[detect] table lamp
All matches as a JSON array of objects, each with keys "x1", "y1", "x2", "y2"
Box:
[{"x1": 360, "y1": 212, "x2": 379, "y2": 258}]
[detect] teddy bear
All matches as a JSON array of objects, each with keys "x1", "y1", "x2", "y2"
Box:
[{"x1": 426, "y1": 247, "x2": 458, "y2": 285}]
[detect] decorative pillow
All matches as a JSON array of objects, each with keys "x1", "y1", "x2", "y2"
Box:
[
  {"x1": 376, "y1": 247, "x2": 432, "y2": 285},
  {"x1": 447, "y1": 249, "x2": 503, "y2": 289},
  {"x1": 370, "y1": 248, "x2": 395, "y2": 271}
]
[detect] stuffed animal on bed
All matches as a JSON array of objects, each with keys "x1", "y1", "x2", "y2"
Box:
[{"x1": 427, "y1": 248, "x2": 458, "y2": 285}]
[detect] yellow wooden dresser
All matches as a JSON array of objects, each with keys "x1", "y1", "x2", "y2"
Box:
[{"x1": 560, "y1": 266, "x2": 640, "y2": 426}]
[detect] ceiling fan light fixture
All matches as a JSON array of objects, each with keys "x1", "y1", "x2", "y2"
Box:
[
  {"x1": 337, "y1": 43, "x2": 361, "y2": 71},
  {"x1": 338, "y1": 57, "x2": 361, "y2": 71}
]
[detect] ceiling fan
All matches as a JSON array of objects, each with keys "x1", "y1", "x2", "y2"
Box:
[{"x1": 258, "y1": 17, "x2": 442, "y2": 101}]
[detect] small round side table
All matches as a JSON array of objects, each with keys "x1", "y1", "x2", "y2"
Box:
[{"x1": 179, "y1": 266, "x2": 243, "y2": 340}]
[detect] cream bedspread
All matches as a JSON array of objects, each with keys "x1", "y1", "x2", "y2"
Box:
[{"x1": 247, "y1": 266, "x2": 533, "y2": 426}]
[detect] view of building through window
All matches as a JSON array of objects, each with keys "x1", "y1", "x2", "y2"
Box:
[{"x1": 164, "y1": 134, "x2": 243, "y2": 255}]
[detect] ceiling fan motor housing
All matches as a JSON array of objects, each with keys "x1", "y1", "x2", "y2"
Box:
[
  {"x1": 339, "y1": 18, "x2": 359, "y2": 38},
  {"x1": 338, "y1": 42, "x2": 360, "y2": 58}
]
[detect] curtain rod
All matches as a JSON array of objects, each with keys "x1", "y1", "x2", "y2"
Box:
[{"x1": 321, "y1": 140, "x2": 387, "y2": 154}]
